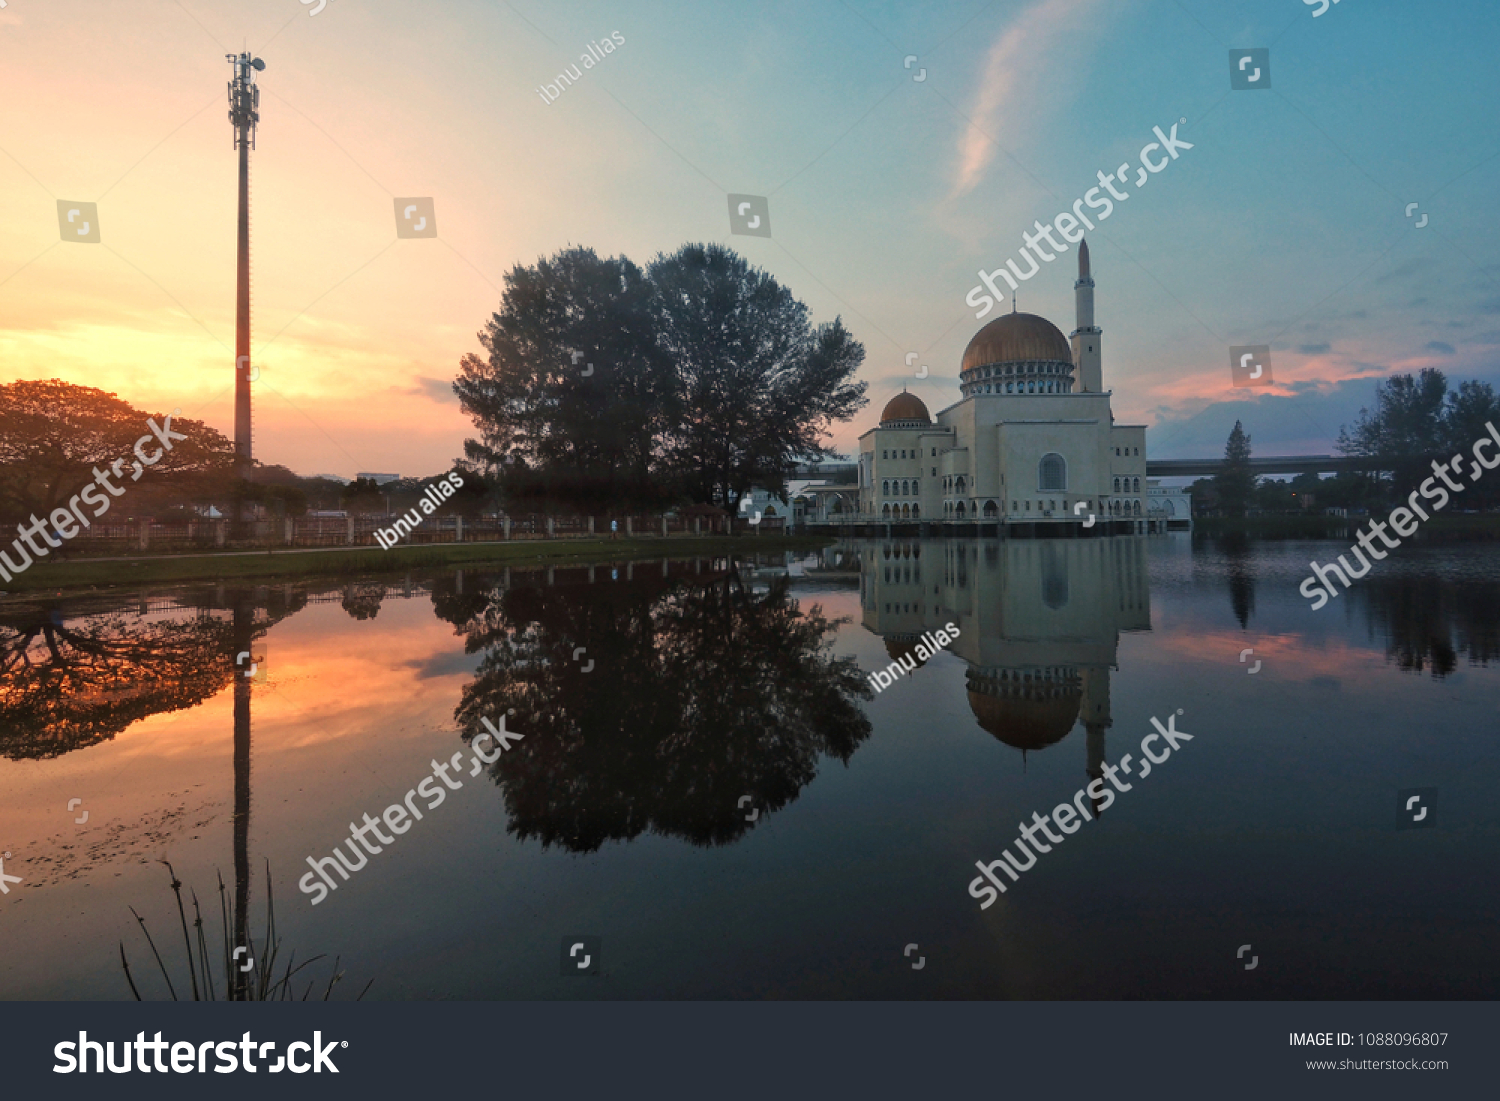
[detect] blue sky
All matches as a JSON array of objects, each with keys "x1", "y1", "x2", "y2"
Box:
[{"x1": 2, "y1": 0, "x2": 1497, "y2": 475}]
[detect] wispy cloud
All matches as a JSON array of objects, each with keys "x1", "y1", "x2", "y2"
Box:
[{"x1": 950, "y1": 0, "x2": 1108, "y2": 200}]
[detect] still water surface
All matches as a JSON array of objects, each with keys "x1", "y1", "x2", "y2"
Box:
[{"x1": 2, "y1": 534, "x2": 1496, "y2": 998}]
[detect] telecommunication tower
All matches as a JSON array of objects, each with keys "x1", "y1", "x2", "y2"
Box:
[{"x1": 227, "y1": 54, "x2": 264, "y2": 520}]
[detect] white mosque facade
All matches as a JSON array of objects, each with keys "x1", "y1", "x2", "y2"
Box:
[{"x1": 857, "y1": 240, "x2": 1153, "y2": 530}]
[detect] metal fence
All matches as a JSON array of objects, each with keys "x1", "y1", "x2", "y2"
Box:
[{"x1": 48, "y1": 512, "x2": 786, "y2": 556}]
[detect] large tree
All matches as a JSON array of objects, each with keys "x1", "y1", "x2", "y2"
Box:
[
  {"x1": 648, "y1": 243, "x2": 867, "y2": 508},
  {"x1": 454, "y1": 247, "x2": 673, "y2": 513},
  {"x1": 1215, "y1": 420, "x2": 1255, "y2": 517},
  {"x1": 1336, "y1": 369, "x2": 1449, "y2": 495},
  {"x1": 0, "y1": 379, "x2": 234, "y2": 525}
]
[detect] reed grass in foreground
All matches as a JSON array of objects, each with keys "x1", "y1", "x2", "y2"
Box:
[{"x1": 120, "y1": 861, "x2": 370, "y2": 1001}]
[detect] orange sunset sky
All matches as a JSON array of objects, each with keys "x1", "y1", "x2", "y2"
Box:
[{"x1": 3, "y1": 0, "x2": 1497, "y2": 478}]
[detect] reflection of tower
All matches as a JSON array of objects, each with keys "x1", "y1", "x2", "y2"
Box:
[
  {"x1": 227, "y1": 53, "x2": 264, "y2": 530},
  {"x1": 229, "y1": 591, "x2": 255, "y2": 1000},
  {"x1": 1080, "y1": 665, "x2": 1112, "y2": 817}
]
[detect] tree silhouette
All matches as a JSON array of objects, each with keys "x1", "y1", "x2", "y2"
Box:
[
  {"x1": 1214, "y1": 420, "x2": 1255, "y2": 517},
  {"x1": 650, "y1": 243, "x2": 868, "y2": 508},
  {"x1": 455, "y1": 247, "x2": 673, "y2": 513},
  {"x1": 0, "y1": 379, "x2": 234, "y2": 525}
]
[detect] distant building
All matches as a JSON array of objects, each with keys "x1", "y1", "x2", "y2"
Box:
[
  {"x1": 1146, "y1": 480, "x2": 1192, "y2": 530},
  {"x1": 356, "y1": 472, "x2": 400, "y2": 485}
]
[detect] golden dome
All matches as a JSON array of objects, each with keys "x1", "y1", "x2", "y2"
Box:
[
  {"x1": 961, "y1": 312, "x2": 1072, "y2": 371},
  {"x1": 880, "y1": 391, "x2": 931, "y2": 425}
]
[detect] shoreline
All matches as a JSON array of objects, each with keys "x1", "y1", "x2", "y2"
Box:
[{"x1": 0, "y1": 533, "x2": 833, "y2": 599}]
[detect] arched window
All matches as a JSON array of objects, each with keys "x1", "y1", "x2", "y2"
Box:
[
  {"x1": 882, "y1": 480, "x2": 890, "y2": 495},
  {"x1": 1133, "y1": 477, "x2": 1140, "y2": 492},
  {"x1": 1133, "y1": 499, "x2": 1142, "y2": 516},
  {"x1": 882, "y1": 504, "x2": 891, "y2": 518},
  {"x1": 956, "y1": 501, "x2": 966, "y2": 518},
  {"x1": 912, "y1": 504, "x2": 920, "y2": 518},
  {"x1": 1113, "y1": 477, "x2": 1121, "y2": 493},
  {"x1": 956, "y1": 476, "x2": 966, "y2": 494},
  {"x1": 983, "y1": 500, "x2": 998, "y2": 518},
  {"x1": 1039, "y1": 453, "x2": 1066, "y2": 492}
]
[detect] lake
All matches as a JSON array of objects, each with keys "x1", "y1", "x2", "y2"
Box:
[{"x1": 2, "y1": 533, "x2": 1497, "y2": 999}]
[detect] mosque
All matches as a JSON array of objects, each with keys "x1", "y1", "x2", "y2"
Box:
[{"x1": 857, "y1": 240, "x2": 1150, "y2": 531}]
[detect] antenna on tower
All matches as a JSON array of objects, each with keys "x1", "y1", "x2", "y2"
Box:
[{"x1": 227, "y1": 54, "x2": 264, "y2": 149}]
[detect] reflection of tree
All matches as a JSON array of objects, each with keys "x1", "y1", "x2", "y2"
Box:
[
  {"x1": 0, "y1": 605, "x2": 235, "y2": 759},
  {"x1": 0, "y1": 590, "x2": 305, "y2": 760},
  {"x1": 439, "y1": 562, "x2": 872, "y2": 852},
  {"x1": 1217, "y1": 531, "x2": 1255, "y2": 629},
  {"x1": 1359, "y1": 576, "x2": 1500, "y2": 677},
  {"x1": 340, "y1": 581, "x2": 388, "y2": 621}
]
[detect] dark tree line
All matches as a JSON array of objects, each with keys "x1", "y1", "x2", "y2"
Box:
[
  {"x1": 453, "y1": 243, "x2": 868, "y2": 514},
  {"x1": 1196, "y1": 371, "x2": 1500, "y2": 515},
  {"x1": 1336, "y1": 368, "x2": 1500, "y2": 504},
  {"x1": 0, "y1": 379, "x2": 235, "y2": 527}
]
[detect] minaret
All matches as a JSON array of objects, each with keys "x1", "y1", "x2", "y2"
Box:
[{"x1": 1070, "y1": 238, "x2": 1102, "y2": 394}]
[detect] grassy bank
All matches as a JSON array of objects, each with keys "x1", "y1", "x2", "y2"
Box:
[{"x1": 0, "y1": 534, "x2": 834, "y2": 596}]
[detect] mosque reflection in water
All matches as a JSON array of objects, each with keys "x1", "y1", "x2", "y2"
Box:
[{"x1": 854, "y1": 536, "x2": 1149, "y2": 806}]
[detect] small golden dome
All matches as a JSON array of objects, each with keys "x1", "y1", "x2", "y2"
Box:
[{"x1": 880, "y1": 391, "x2": 932, "y2": 425}]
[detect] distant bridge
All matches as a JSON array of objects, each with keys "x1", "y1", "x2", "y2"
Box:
[{"x1": 1147, "y1": 455, "x2": 1371, "y2": 479}]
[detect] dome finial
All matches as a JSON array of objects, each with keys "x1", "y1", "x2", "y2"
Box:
[{"x1": 1012, "y1": 292, "x2": 1017, "y2": 314}]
